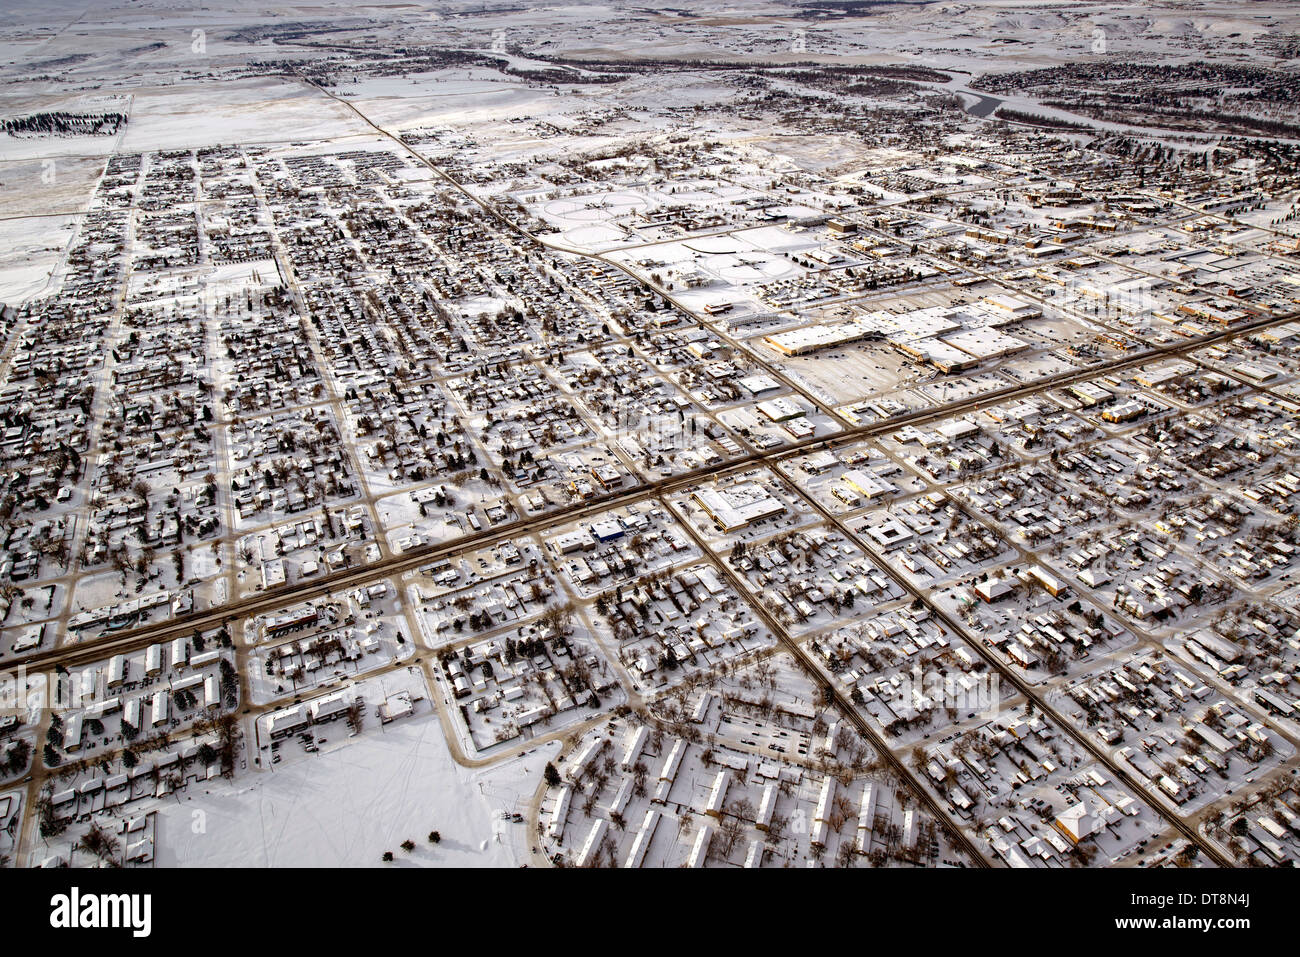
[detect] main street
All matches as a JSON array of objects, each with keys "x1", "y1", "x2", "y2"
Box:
[{"x1": 11, "y1": 300, "x2": 1298, "y2": 680}]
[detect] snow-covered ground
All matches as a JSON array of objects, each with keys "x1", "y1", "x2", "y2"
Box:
[{"x1": 156, "y1": 713, "x2": 557, "y2": 867}]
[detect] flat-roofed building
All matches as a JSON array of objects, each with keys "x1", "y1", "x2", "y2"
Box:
[
  {"x1": 942, "y1": 327, "x2": 1029, "y2": 361},
  {"x1": 981, "y1": 294, "x2": 1042, "y2": 320},
  {"x1": 763, "y1": 320, "x2": 874, "y2": 357},
  {"x1": 691, "y1": 483, "x2": 786, "y2": 533}
]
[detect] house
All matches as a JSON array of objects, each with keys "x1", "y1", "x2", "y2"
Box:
[{"x1": 975, "y1": 579, "x2": 1015, "y2": 603}]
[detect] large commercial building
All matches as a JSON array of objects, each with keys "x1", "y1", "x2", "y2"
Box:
[
  {"x1": 763, "y1": 320, "x2": 876, "y2": 357},
  {"x1": 691, "y1": 483, "x2": 787, "y2": 532}
]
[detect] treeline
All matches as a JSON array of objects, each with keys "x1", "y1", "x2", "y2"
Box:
[
  {"x1": 261, "y1": 45, "x2": 949, "y2": 90},
  {"x1": 228, "y1": 19, "x2": 359, "y2": 44},
  {"x1": 408, "y1": 47, "x2": 626, "y2": 85},
  {"x1": 975, "y1": 61, "x2": 1297, "y2": 104},
  {"x1": 993, "y1": 107, "x2": 1091, "y2": 131},
  {"x1": 256, "y1": 47, "x2": 627, "y2": 86},
  {"x1": 795, "y1": 0, "x2": 929, "y2": 16},
  {"x1": 1043, "y1": 100, "x2": 1300, "y2": 140},
  {"x1": 2, "y1": 111, "x2": 127, "y2": 137},
  {"x1": 547, "y1": 54, "x2": 947, "y2": 84}
]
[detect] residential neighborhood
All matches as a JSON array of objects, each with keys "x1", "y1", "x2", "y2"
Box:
[{"x1": 0, "y1": 0, "x2": 1297, "y2": 894}]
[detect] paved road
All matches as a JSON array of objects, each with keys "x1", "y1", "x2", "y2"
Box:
[
  {"x1": 663, "y1": 491, "x2": 993, "y2": 867},
  {"x1": 11, "y1": 296, "x2": 1296, "y2": 681},
  {"x1": 11, "y1": 80, "x2": 1296, "y2": 867},
  {"x1": 777, "y1": 461, "x2": 1236, "y2": 868}
]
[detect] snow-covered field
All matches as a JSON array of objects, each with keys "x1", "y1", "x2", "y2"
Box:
[{"x1": 156, "y1": 714, "x2": 556, "y2": 867}]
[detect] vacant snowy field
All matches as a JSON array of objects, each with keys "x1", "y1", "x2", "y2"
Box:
[{"x1": 154, "y1": 715, "x2": 557, "y2": 867}]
